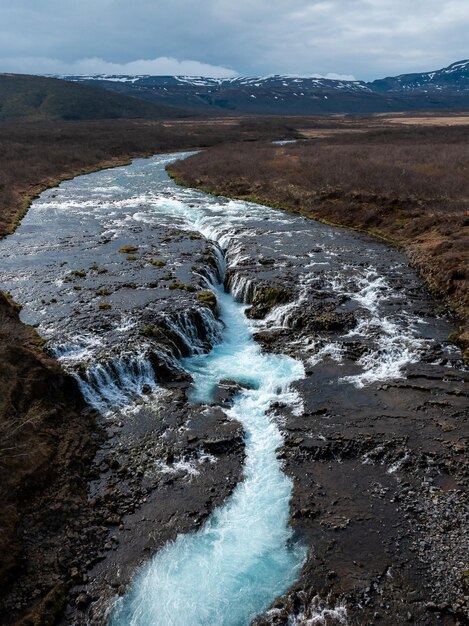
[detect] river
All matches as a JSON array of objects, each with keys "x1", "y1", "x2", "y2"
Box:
[{"x1": 0, "y1": 152, "x2": 464, "y2": 625}]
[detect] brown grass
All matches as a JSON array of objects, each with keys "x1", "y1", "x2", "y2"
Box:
[
  {"x1": 169, "y1": 123, "x2": 469, "y2": 357},
  {"x1": 299, "y1": 128, "x2": 369, "y2": 138},
  {"x1": 385, "y1": 116, "x2": 469, "y2": 126}
]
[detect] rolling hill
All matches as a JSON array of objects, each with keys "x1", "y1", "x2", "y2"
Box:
[{"x1": 0, "y1": 74, "x2": 190, "y2": 122}]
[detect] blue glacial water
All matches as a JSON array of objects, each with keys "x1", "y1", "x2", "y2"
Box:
[{"x1": 109, "y1": 268, "x2": 306, "y2": 625}]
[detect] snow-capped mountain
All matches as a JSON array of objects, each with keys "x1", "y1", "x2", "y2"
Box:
[
  {"x1": 59, "y1": 73, "x2": 379, "y2": 114},
  {"x1": 60, "y1": 73, "x2": 371, "y2": 92},
  {"x1": 59, "y1": 60, "x2": 469, "y2": 115},
  {"x1": 370, "y1": 60, "x2": 469, "y2": 92}
]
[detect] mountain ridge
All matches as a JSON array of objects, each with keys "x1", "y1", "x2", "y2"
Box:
[
  {"x1": 370, "y1": 59, "x2": 469, "y2": 92},
  {"x1": 57, "y1": 59, "x2": 469, "y2": 115},
  {"x1": 61, "y1": 58, "x2": 469, "y2": 93},
  {"x1": 2, "y1": 60, "x2": 469, "y2": 120}
]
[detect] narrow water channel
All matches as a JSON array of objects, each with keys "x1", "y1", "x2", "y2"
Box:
[{"x1": 110, "y1": 273, "x2": 306, "y2": 625}]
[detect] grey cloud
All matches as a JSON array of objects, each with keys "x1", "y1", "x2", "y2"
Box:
[
  {"x1": 0, "y1": 56, "x2": 237, "y2": 77},
  {"x1": 0, "y1": 1, "x2": 468, "y2": 78}
]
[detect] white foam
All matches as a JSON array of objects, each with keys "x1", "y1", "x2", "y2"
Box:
[
  {"x1": 308, "y1": 342, "x2": 344, "y2": 367},
  {"x1": 266, "y1": 594, "x2": 348, "y2": 625},
  {"x1": 340, "y1": 316, "x2": 425, "y2": 388}
]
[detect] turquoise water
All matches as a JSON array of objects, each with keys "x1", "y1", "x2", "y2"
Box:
[{"x1": 109, "y1": 279, "x2": 306, "y2": 625}]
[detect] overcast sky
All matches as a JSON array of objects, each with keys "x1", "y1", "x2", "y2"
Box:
[{"x1": 0, "y1": 1, "x2": 468, "y2": 79}]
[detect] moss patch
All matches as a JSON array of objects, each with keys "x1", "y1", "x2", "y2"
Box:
[
  {"x1": 95, "y1": 288, "x2": 111, "y2": 296},
  {"x1": 253, "y1": 286, "x2": 292, "y2": 307},
  {"x1": 119, "y1": 245, "x2": 138, "y2": 254},
  {"x1": 197, "y1": 290, "x2": 217, "y2": 312}
]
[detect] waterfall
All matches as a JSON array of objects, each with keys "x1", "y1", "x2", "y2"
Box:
[
  {"x1": 108, "y1": 260, "x2": 306, "y2": 626},
  {"x1": 77, "y1": 354, "x2": 158, "y2": 414},
  {"x1": 54, "y1": 305, "x2": 224, "y2": 414},
  {"x1": 225, "y1": 272, "x2": 256, "y2": 304}
]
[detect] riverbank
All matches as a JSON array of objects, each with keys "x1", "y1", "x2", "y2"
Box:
[
  {"x1": 0, "y1": 290, "x2": 101, "y2": 624},
  {"x1": 167, "y1": 123, "x2": 469, "y2": 360}
]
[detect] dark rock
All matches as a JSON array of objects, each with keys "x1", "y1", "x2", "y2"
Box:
[
  {"x1": 202, "y1": 435, "x2": 243, "y2": 454},
  {"x1": 75, "y1": 593, "x2": 91, "y2": 609},
  {"x1": 309, "y1": 312, "x2": 356, "y2": 332},
  {"x1": 245, "y1": 286, "x2": 293, "y2": 319},
  {"x1": 212, "y1": 379, "x2": 254, "y2": 406}
]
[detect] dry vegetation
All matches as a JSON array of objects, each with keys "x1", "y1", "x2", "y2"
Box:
[
  {"x1": 0, "y1": 117, "x2": 299, "y2": 238},
  {"x1": 169, "y1": 122, "x2": 469, "y2": 356},
  {"x1": 383, "y1": 115, "x2": 469, "y2": 126}
]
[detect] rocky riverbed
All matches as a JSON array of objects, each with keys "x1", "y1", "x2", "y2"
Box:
[{"x1": 220, "y1": 208, "x2": 468, "y2": 625}]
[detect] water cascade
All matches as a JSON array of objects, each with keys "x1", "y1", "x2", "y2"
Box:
[{"x1": 109, "y1": 234, "x2": 306, "y2": 626}]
